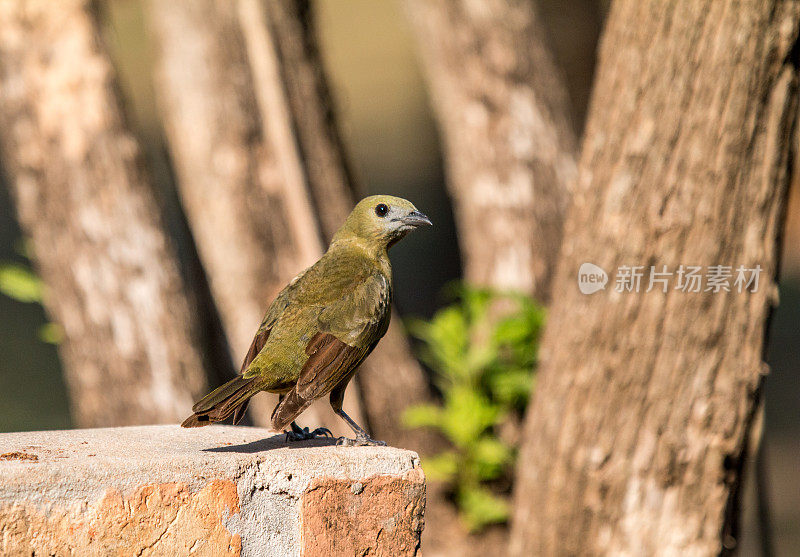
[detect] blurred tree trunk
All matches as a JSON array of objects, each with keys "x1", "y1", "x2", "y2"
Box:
[
  {"x1": 148, "y1": 0, "x2": 435, "y2": 446},
  {"x1": 406, "y1": 0, "x2": 577, "y2": 300},
  {"x1": 263, "y1": 0, "x2": 438, "y2": 449},
  {"x1": 146, "y1": 0, "x2": 345, "y2": 435},
  {"x1": 510, "y1": 1, "x2": 800, "y2": 555},
  {"x1": 261, "y1": 0, "x2": 357, "y2": 241},
  {"x1": 0, "y1": 0, "x2": 208, "y2": 426}
]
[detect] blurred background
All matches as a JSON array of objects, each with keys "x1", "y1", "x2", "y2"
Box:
[{"x1": 0, "y1": 1, "x2": 797, "y2": 554}]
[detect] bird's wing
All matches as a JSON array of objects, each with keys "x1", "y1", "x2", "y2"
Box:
[
  {"x1": 294, "y1": 332, "x2": 371, "y2": 400},
  {"x1": 296, "y1": 270, "x2": 390, "y2": 399},
  {"x1": 269, "y1": 270, "x2": 390, "y2": 429},
  {"x1": 239, "y1": 268, "x2": 308, "y2": 373}
]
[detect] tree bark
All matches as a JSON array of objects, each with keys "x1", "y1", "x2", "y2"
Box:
[
  {"x1": 147, "y1": 0, "x2": 434, "y2": 445},
  {"x1": 510, "y1": 1, "x2": 800, "y2": 555},
  {"x1": 0, "y1": 0, "x2": 209, "y2": 426},
  {"x1": 406, "y1": 0, "x2": 578, "y2": 300},
  {"x1": 146, "y1": 0, "x2": 346, "y2": 435},
  {"x1": 263, "y1": 0, "x2": 439, "y2": 449},
  {"x1": 147, "y1": 0, "x2": 317, "y2": 361},
  {"x1": 262, "y1": 0, "x2": 357, "y2": 242}
]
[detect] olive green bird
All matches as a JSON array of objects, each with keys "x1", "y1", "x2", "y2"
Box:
[{"x1": 182, "y1": 195, "x2": 432, "y2": 446}]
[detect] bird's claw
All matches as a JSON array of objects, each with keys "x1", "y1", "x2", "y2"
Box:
[
  {"x1": 335, "y1": 435, "x2": 387, "y2": 447},
  {"x1": 285, "y1": 426, "x2": 333, "y2": 442}
]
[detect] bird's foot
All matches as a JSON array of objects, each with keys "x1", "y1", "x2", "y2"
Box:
[
  {"x1": 336, "y1": 435, "x2": 387, "y2": 447},
  {"x1": 285, "y1": 424, "x2": 333, "y2": 442}
]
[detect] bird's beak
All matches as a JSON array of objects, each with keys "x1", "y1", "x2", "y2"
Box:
[{"x1": 401, "y1": 210, "x2": 433, "y2": 228}]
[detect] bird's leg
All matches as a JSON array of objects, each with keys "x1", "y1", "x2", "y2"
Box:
[
  {"x1": 284, "y1": 421, "x2": 332, "y2": 442},
  {"x1": 329, "y1": 383, "x2": 386, "y2": 446},
  {"x1": 333, "y1": 408, "x2": 386, "y2": 447}
]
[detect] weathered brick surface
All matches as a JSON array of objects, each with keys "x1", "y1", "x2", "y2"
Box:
[
  {"x1": 0, "y1": 425, "x2": 424, "y2": 556},
  {"x1": 301, "y1": 468, "x2": 425, "y2": 556},
  {"x1": 2, "y1": 480, "x2": 241, "y2": 556}
]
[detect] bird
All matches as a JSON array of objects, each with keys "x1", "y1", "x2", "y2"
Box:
[{"x1": 181, "y1": 195, "x2": 432, "y2": 446}]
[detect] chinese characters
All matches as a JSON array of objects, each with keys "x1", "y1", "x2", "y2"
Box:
[{"x1": 613, "y1": 264, "x2": 761, "y2": 293}]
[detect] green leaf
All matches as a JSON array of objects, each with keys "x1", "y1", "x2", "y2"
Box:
[
  {"x1": 457, "y1": 485, "x2": 510, "y2": 532},
  {"x1": 440, "y1": 386, "x2": 500, "y2": 447},
  {"x1": 0, "y1": 264, "x2": 43, "y2": 303},
  {"x1": 410, "y1": 306, "x2": 472, "y2": 379},
  {"x1": 472, "y1": 436, "x2": 513, "y2": 480},
  {"x1": 462, "y1": 288, "x2": 491, "y2": 323},
  {"x1": 487, "y1": 368, "x2": 534, "y2": 406},
  {"x1": 421, "y1": 452, "x2": 459, "y2": 481},
  {"x1": 402, "y1": 404, "x2": 443, "y2": 429},
  {"x1": 38, "y1": 322, "x2": 64, "y2": 345},
  {"x1": 404, "y1": 317, "x2": 431, "y2": 342},
  {"x1": 493, "y1": 315, "x2": 533, "y2": 346},
  {"x1": 463, "y1": 340, "x2": 497, "y2": 379},
  {"x1": 428, "y1": 307, "x2": 469, "y2": 371}
]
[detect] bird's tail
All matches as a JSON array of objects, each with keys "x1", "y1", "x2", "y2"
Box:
[{"x1": 181, "y1": 375, "x2": 260, "y2": 428}]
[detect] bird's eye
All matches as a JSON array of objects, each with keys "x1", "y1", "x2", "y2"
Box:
[{"x1": 375, "y1": 203, "x2": 389, "y2": 217}]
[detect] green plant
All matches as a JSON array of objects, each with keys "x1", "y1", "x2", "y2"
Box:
[
  {"x1": 0, "y1": 263, "x2": 43, "y2": 303},
  {"x1": 403, "y1": 284, "x2": 545, "y2": 532},
  {"x1": 0, "y1": 256, "x2": 63, "y2": 345}
]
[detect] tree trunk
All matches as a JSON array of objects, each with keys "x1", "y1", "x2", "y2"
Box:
[
  {"x1": 406, "y1": 0, "x2": 577, "y2": 300},
  {"x1": 263, "y1": 0, "x2": 439, "y2": 449},
  {"x1": 262, "y1": 0, "x2": 357, "y2": 242},
  {"x1": 148, "y1": 0, "x2": 434, "y2": 445},
  {"x1": 0, "y1": 0, "x2": 209, "y2": 426},
  {"x1": 510, "y1": 1, "x2": 799, "y2": 555},
  {"x1": 146, "y1": 0, "x2": 346, "y2": 435}
]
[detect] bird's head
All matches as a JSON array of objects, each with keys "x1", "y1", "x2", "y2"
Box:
[{"x1": 333, "y1": 195, "x2": 432, "y2": 250}]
